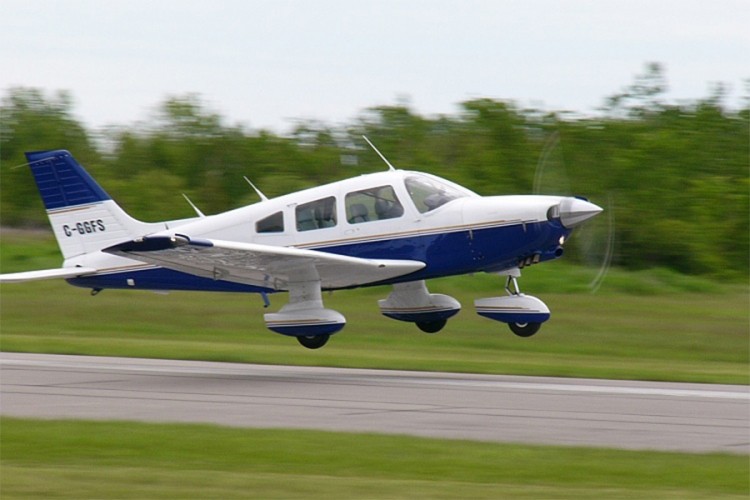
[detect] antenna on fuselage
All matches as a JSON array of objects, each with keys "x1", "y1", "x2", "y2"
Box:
[
  {"x1": 243, "y1": 176, "x2": 269, "y2": 202},
  {"x1": 362, "y1": 135, "x2": 396, "y2": 171},
  {"x1": 182, "y1": 193, "x2": 206, "y2": 218}
]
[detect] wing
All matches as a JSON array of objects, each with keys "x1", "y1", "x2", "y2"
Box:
[
  {"x1": 0, "y1": 267, "x2": 98, "y2": 283},
  {"x1": 103, "y1": 234, "x2": 424, "y2": 290}
]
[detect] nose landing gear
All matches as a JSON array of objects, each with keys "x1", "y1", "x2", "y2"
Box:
[{"x1": 474, "y1": 268, "x2": 550, "y2": 337}]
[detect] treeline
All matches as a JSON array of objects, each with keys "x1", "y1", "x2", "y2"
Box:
[{"x1": 1, "y1": 66, "x2": 748, "y2": 279}]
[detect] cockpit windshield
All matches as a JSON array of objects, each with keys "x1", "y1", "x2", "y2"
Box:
[{"x1": 404, "y1": 174, "x2": 473, "y2": 213}]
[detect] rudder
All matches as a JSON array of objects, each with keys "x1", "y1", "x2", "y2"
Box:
[{"x1": 26, "y1": 150, "x2": 112, "y2": 210}]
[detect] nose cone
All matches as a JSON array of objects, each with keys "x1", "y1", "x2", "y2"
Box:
[{"x1": 559, "y1": 197, "x2": 602, "y2": 228}]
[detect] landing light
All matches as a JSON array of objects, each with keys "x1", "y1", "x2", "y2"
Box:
[{"x1": 559, "y1": 236, "x2": 566, "y2": 246}]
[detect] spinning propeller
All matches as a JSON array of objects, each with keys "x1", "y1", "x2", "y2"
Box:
[{"x1": 533, "y1": 131, "x2": 615, "y2": 292}]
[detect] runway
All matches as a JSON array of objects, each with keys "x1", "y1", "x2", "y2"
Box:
[{"x1": 1, "y1": 352, "x2": 748, "y2": 454}]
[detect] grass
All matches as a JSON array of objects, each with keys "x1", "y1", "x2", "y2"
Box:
[
  {"x1": 1, "y1": 229, "x2": 748, "y2": 383},
  {"x1": 1, "y1": 418, "x2": 748, "y2": 499},
  {"x1": 1, "y1": 232, "x2": 748, "y2": 499}
]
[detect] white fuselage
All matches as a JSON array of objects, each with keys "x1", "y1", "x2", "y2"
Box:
[{"x1": 66, "y1": 169, "x2": 597, "y2": 292}]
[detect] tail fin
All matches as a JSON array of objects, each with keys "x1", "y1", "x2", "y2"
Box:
[{"x1": 25, "y1": 150, "x2": 161, "y2": 259}]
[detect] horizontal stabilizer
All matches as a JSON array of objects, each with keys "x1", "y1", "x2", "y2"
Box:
[
  {"x1": 104, "y1": 235, "x2": 424, "y2": 290},
  {"x1": 0, "y1": 267, "x2": 98, "y2": 283}
]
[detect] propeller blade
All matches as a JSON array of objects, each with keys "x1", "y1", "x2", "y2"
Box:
[
  {"x1": 533, "y1": 130, "x2": 615, "y2": 293},
  {"x1": 588, "y1": 194, "x2": 615, "y2": 293}
]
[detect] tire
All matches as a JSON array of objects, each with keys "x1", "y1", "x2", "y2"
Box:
[
  {"x1": 297, "y1": 334, "x2": 330, "y2": 349},
  {"x1": 508, "y1": 322, "x2": 541, "y2": 337},
  {"x1": 416, "y1": 319, "x2": 447, "y2": 334}
]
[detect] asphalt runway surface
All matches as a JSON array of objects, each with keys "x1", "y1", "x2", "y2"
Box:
[{"x1": 1, "y1": 352, "x2": 748, "y2": 454}]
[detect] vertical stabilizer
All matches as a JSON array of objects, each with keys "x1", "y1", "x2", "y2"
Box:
[{"x1": 24, "y1": 150, "x2": 162, "y2": 259}]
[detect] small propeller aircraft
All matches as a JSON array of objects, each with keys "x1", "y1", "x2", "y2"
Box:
[{"x1": 0, "y1": 139, "x2": 602, "y2": 348}]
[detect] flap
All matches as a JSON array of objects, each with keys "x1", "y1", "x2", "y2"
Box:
[{"x1": 104, "y1": 235, "x2": 424, "y2": 290}]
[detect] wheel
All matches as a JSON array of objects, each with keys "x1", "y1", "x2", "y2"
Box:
[
  {"x1": 297, "y1": 334, "x2": 330, "y2": 349},
  {"x1": 416, "y1": 319, "x2": 447, "y2": 334},
  {"x1": 508, "y1": 322, "x2": 541, "y2": 337}
]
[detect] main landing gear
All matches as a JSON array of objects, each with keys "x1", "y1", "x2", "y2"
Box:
[
  {"x1": 297, "y1": 334, "x2": 330, "y2": 349},
  {"x1": 474, "y1": 269, "x2": 551, "y2": 337},
  {"x1": 263, "y1": 273, "x2": 345, "y2": 350},
  {"x1": 416, "y1": 319, "x2": 448, "y2": 333},
  {"x1": 378, "y1": 281, "x2": 461, "y2": 334}
]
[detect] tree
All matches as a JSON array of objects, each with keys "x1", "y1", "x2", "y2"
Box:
[
  {"x1": 0, "y1": 88, "x2": 97, "y2": 225},
  {"x1": 1, "y1": 79, "x2": 747, "y2": 280}
]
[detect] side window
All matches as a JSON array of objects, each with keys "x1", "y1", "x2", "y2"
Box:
[
  {"x1": 345, "y1": 185, "x2": 404, "y2": 224},
  {"x1": 296, "y1": 197, "x2": 337, "y2": 231},
  {"x1": 256, "y1": 211, "x2": 284, "y2": 233}
]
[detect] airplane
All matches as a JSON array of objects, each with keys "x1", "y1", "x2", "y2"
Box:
[{"x1": 0, "y1": 140, "x2": 602, "y2": 349}]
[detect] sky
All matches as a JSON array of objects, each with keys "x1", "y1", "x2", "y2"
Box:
[{"x1": 1, "y1": 0, "x2": 748, "y2": 133}]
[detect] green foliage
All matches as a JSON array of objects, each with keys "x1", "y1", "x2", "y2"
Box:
[
  {"x1": 0, "y1": 88, "x2": 99, "y2": 226},
  {"x1": 1, "y1": 64, "x2": 748, "y2": 279}
]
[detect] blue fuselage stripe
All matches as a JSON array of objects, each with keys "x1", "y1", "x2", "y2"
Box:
[{"x1": 67, "y1": 221, "x2": 569, "y2": 292}]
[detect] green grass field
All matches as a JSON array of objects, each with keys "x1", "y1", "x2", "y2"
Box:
[
  {"x1": 2, "y1": 418, "x2": 748, "y2": 499},
  {"x1": 1, "y1": 230, "x2": 749, "y2": 499},
  {"x1": 1, "y1": 229, "x2": 748, "y2": 383}
]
